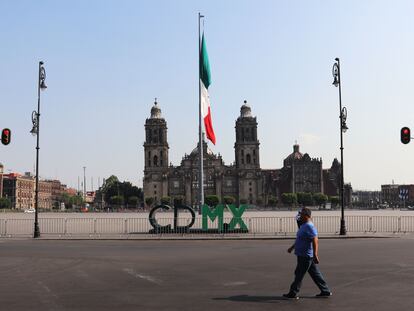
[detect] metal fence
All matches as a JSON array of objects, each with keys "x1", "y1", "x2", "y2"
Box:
[{"x1": 1, "y1": 216, "x2": 414, "y2": 237}]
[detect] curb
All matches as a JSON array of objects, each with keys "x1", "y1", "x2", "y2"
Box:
[{"x1": 0, "y1": 234, "x2": 400, "y2": 241}]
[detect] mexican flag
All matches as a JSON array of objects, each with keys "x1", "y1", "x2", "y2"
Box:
[{"x1": 200, "y1": 33, "x2": 216, "y2": 145}]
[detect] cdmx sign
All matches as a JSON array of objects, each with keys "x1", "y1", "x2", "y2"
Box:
[{"x1": 148, "y1": 204, "x2": 249, "y2": 234}]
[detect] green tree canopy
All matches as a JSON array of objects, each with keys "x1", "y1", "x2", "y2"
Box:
[
  {"x1": 173, "y1": 196, "x2": 184, "y2": 206},
  {"x1": 330, "y1": 196, "x2": 340, "y2": 205},
  {"x1": 222, "y1": 196, "x2": 235, "y2": 205},
  {"x1": 110, "y1": 195, "x2": 124, "y2": 206},
  {"x1": 161, "y1": 196, "x2": 171, "y2": 205},
  {"x1": 128, "y1": 196, "x2": 139, "y2": 206},
  {"x1": 281, "y1": 193, "x2": 297, "y2": 206},
  {"x1": 267, "y1": 196, "x2": 278, "y2": 206},
  {"x1": 313, "y1": 193, "x2": 328, "y2": 206},
  {"x1": 205, "y1": 195, "x2": 220, "y2": 207},
  {"x1": 0, "y1": 197, "x2": 11, "y2": 209},
  {"x1": 297, "y1": 192, "x2": 313, "y2": 206},
  {"x1": 96, "y1": 175, "x2": 143, "y2": 207},
  {"x1": 145, "y1": 197, "x2": 154, "y2": 208}
]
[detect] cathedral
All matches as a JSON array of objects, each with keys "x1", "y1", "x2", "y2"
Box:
[{"x1": 143, "y1": 100, "x2": 348, "y2": 206}]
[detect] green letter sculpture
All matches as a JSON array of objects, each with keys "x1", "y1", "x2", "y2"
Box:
[
  {"x1": 202, "y1": 204, "x2": 224, "y2": 231},
  {"x1": 227, "y1": 204, "x2": 248, "y2": 230}
]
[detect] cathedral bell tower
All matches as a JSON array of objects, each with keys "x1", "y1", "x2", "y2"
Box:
[
  {"x1": 143, "y1": 99, "x2": 169, "y2": 203},
  {"x1": 234, "y1": 100, "x2": 261, "y2": 205},
  {"x1": 235, "y1": 100, "x2": 260, "y2": 169}
]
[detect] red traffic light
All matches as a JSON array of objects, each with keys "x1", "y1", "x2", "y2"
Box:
[
  {"x1": 401, "y1": 127, "x2": 411, "y2": 144},
  {"x1": 1, "y1": 128, "x2": 11, "y2": 145}
]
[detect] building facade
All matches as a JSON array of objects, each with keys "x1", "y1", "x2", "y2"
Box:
[
  {"x1": 2, "y1": 173, "x2": 36, "y2": 209},
  {"x1": 143, "y1": 100, "x2": 350, "y2": 206},
  {"x1": 2, "y1": 172, "x2": 55, "y2": 210},
  {"x1": 381, "y1": 184, "x2": 414, "y2": 206}
]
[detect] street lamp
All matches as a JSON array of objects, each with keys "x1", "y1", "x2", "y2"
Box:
[
  {"x1": 31, "y1": 61, "x2": 47, "y2": 238},
  {"x1": 332, "y1": 58, "x2": 347, "y2": 236}
]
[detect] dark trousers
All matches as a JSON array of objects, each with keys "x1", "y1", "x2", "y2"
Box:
[{"x1": 289, "y1": 256, "x2": 330, "y2": 294}]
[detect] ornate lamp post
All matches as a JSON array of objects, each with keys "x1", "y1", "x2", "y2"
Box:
[
  {"x1": 332, "y1": 58, "x2": 348, "y2": 236},
  {"x1": 31, "y1": 61, "x2": 47, "y2": 238}
]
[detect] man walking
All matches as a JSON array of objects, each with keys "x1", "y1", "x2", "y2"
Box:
[{"x1": 283, "y1": 207, "x2": 332, "y2": 299}]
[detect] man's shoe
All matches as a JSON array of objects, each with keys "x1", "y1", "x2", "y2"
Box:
[
  {"x1": 283, "y1": 293, "x2": 299, "y2": 300},
  {"x1": 315, "y1": 291, "x2": 332, "y2": 298}
]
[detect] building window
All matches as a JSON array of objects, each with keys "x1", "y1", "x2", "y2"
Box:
[
  {"x1": 153, "y1": 155, "x2": 158, "y2": 166},
  {"x1": 154, "y1": 184, "x2": 157, "y2": 189},
  {"x1": 253, "y1": 149, "x2": 256, "y2": 155},
  {"x1": 173, "y1": 181, "x2": 180, "y2": 188},
  {"x1": 246, "y1": 154, "x2": 251, "y2": 164},
  {"x1": 249, "y1": 182, "x2": 252, "y2": 186},
  {"x1": 153, "y1": 129, "x2": 158, "y2": 143},
  {"x1": 226, "y1": 180, "x2": 232, "y2": 187}
]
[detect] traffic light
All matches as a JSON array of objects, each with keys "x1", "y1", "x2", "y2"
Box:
[
  {"x1": 1, "y1": 128, "x2": 11, "y2": 145},
  {"x1": 401, "y1": 127, "x2": 411, "y2": 144}
]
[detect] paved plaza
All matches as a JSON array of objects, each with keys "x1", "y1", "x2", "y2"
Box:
[{"x1": 0, "y1": 237, "x2": 413, "y2": 310}]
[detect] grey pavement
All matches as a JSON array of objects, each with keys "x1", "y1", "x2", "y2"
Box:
[{"x1": 0, "y1": 238, "x2": 413, "y2": 311}]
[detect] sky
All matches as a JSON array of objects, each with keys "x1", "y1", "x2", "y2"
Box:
[{"x1": 1, "y1": 0, "x2": 414, "y2": 191}]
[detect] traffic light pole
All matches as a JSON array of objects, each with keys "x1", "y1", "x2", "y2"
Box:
[
  {"x1": 33, "y1": 62, "x2": 42, "y2": 238},
  {"x1": 333, "y1": 58, "x2": 347, "y2": 236}
]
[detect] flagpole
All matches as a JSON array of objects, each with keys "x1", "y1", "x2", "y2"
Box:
[{"x1": 198, "y1": 12, "x2": 204, "y2": 213}]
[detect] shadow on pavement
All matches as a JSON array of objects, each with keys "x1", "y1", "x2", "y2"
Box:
[{"x1": 213, "y1": 295, "x2": 290, "y2": 303}]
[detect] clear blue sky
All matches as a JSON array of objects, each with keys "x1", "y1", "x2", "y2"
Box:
[{"x1": 1, "y1": 0, "x2": 414, "y2": 191}]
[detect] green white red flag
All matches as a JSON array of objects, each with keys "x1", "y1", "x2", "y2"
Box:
[{"x1": 200, "y1": 33, "x2": 216, "y2": 145}]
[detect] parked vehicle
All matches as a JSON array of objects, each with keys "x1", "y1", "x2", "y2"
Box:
[{"x1": 24, "y1": 208, "x2": 35, "y2": 213}]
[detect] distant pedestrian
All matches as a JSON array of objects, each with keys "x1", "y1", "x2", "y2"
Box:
[{"x1": 283, "y1": 207, "x2": 332, "y2": 299}]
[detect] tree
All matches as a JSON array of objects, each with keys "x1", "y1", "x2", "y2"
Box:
[
  {"x1": 0, "y1": 197, "x2": 11, "y2": 209},
  {"x1": 205, "y1": 195, "x2": 220, "y2": 207},
  {"x1": 268, "y1": 196, "x2": 278, "y2": 207},
  {"x1": 313, "y1": 193, "x2": 328, "y2": 206},
  {"x1": 52, "y1": 201, "x2": 60, "y2": 210},
  {"x1": 69, "y1": 195, "x2": 84, "y2": 208},
  {"x1": 222, "y1": 196, "x2": 235, "y2": 205},
  {"x1": 297, "y1": 192, "x2": 313, "y2": 206},
  {"x1": 161, "y1": 196, "x2": 171, "y2": 205},
  {"x1": 95, "y1": 176, "x2": 144, "y2": 209},
  {"x1": 173, "y1": 196, "x2": 184, "y2": 205},
  {"x1": 281, "y1": 193, "x2": 297, "y2": 206},
  {"x1": 145, "y1": 197, "x2": 154, "y2": 208},
  {"x1": 128, "y1": 196, "x2": 139, "y2": 207},
  {"x1": 110, "y1": 195, "x2": 124, "y2": 206},
  {"x1": 330, "y1": 196, "x2": 340, "y2": 206}
]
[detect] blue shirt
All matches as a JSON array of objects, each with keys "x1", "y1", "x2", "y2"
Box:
[{"x1": 295, "y1": 221, "x2": 318, "y2": 258}]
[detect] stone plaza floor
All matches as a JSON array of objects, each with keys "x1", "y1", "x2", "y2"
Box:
[{"x1": 0, "y1": 237, "x2": 413, "y2": 310}]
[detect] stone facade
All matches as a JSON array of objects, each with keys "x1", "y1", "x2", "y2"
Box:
[
  {"x1": 2, "y1": 172, "x2": 55, "y2": 210},
  {"x1": 143, "y1": 100, "x2": 349, "y2": 206}
]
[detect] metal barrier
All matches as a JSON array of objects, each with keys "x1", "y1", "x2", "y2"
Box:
[{"x1": 1, "y1": 216, "x2": 414, "y2": 237}]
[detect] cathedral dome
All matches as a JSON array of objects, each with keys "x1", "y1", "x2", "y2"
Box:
[
  {"x1": 285, "y1": 144, "x2": 303, "y2": 162},
  {"x1": 190, "y1": 141, "x2": 214, "y2": 157},
  {"x1": 240, "y1": 100, "x2": 252, "y2": 118},
  {"x1": 150, "y1": 99, "x2": 162, "y2": 119},
  {"x1": 190, "y1": 145, "x2": 214, "y2": 156}
]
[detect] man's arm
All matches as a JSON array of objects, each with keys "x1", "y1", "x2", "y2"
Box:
[
  {"x1": 312, "y1": 237, "x2": 320, "y2": 263},
  {"x1": 287, "y1": 242, "x2": 295, "y2": 253}
]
